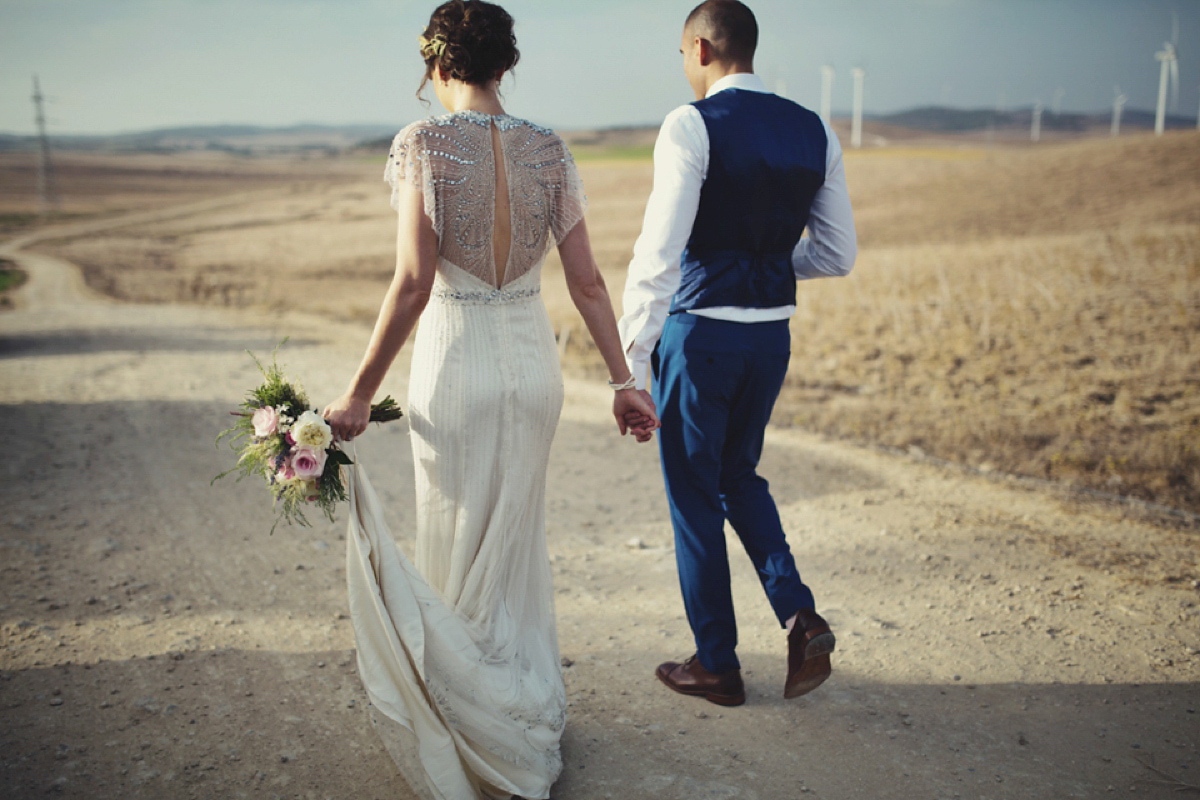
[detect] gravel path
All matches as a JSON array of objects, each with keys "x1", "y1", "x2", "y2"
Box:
[{"x1": 1, "y1": 212, "x2": 1198, "y2": 800}]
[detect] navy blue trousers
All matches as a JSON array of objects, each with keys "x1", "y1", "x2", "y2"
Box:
[{"x1": 653, "y1": 313, "x2": 815, "y2": 674}]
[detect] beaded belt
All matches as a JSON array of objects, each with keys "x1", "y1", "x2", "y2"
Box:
[{"x1": 432, "y1": 285, "x2": 541, "y2": 306}]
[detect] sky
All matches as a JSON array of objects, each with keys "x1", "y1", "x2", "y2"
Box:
[{"x1": 2, "y1": 0, "x2": 1198, "y2": 135}]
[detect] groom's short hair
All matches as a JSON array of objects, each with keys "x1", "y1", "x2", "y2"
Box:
[{"x1": 685, "y1": 0, "x2": 758, "y2": 67}]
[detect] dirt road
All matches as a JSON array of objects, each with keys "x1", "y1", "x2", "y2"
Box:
[{"x1": 2, "y1": 213, "x2": 1198, "y2": 800}]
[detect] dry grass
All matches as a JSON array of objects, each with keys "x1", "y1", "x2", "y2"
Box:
[
  {"x1": 16, "y1": 131, "x2": 1200, "y2": 513},
  {"x1": 847, "y1": 134, "x2": 1200, "y2": 247},
  {"x1": 33, "y1": 171, "x2": 396, "y2": 320},
  {"x1": 778, "y1": 225, "x2": 1200, "y2": 511},
  {"x1": 0, "y1": 151, "x2": 358, "y2": 235},
  {"x1": 0, "y1": 257, "x2": 26, "y2": 310}
]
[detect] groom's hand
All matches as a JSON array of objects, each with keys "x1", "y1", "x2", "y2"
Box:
[
  {"x1": 622, "y1": 390, "x2": 658, "y2": 443},
  {"x1": 614, "y1": 388, "x2": 659, "y2": 442}
]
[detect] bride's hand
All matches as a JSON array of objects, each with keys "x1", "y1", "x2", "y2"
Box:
[
  {"x1": 323, "y1": 393, "x2": 371, "y2": 442},
  {"x1": 613, "y1": 389, "x2": 659, "y2": 442}
]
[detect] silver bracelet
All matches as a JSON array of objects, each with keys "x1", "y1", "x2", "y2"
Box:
[{"x1": 607, "y1": 375, "x2": 637, "y2": 391}]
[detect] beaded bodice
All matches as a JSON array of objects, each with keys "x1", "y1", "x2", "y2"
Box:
[{"x1": 385, "y1": 111, "x2": 586, "y2": 291}]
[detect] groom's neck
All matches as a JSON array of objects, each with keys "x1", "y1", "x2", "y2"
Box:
[{"x1": 700, "y1": 62, "x2": 754, "y2": 97}]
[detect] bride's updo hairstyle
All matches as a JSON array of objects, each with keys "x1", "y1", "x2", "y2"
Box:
[{"x1": 418, "y1": 0, "x2": 520, "y2": 96}]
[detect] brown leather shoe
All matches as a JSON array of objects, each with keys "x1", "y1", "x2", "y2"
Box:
[
  {"x1": 656, "y1": 655, "x2": 746, "y2": 706},
  {"x1": 785, "y1": 608, "x2": 835, "y2": 699}
]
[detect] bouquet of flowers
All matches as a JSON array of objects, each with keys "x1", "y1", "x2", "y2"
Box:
[{"x1": 214, "y1": 345, "x2": 402, "y2": 533}]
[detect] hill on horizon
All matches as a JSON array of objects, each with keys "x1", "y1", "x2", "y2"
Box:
[
  {"x1": 869, "y1": 105, "x2": 1194, "y2": 135},
  {"x1": 1, "y1": 105, "x2": 1195, "y2": 156},
  {"x1": 0, "y1": 123, "x2": 397, "y2": 156}
]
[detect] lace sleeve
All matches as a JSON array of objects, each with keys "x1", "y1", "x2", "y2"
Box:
[
  {"x1": 549, "y1": 140, "x2": 588, "y2": 245},
  {"x1": 383, "y1": 122, "x2": 440, "y2": 235}
]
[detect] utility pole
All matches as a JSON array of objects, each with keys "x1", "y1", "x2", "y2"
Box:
[{"x1": 32, "y1": 75, "x2": 58, "y2": 213}]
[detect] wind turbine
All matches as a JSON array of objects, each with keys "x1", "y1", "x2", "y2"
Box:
[
  {"x1": 1111, "y1": 85, "x2": 1127, "y2": 136},
  {"x1": 1154, "y1": 19, "x2": 1179, "y2": 135},
  {"x1": 819, "y1": 65, "x2": 834, "y2": 124},
  {"x1": 850, "y1": 67, "x2": 865, "y2": 148},
  {"x1": 1030, "y1": 100, "x2": 1043, "y2": 142}
]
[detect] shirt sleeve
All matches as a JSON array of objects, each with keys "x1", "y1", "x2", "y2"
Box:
[
  {"x1": 793, "y1": 118, "x2": 857, "y2": 280},
  {"x1": 617, "y1": 105, "x2": 708, "y2": 389}
]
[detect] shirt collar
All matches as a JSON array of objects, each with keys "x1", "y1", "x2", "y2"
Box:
[{"x1": 705, "y1": 72, "x2": 768, "y2": 98}]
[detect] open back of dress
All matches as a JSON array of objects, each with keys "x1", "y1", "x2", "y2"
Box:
[{"x1": 345, "y1": 111, "x2": 585, "y2": 800}]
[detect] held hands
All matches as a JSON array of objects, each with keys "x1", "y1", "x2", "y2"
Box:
[
  {"x1": 322, "y1": 393, "x2": 371, "y2": 442},
  {"x1": 614, "y1": 388, "x2": 659, "y2": 443},
  {"x1": 624, "y1": 409, "x2": 657, "y2": 442}
]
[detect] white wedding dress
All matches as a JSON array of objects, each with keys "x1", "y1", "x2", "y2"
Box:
[{"x1": 344, "y1": 111, "x2": 586, "y2": 800}]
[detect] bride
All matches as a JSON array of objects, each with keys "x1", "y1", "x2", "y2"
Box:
[{"x1": 322, "y1": 1, "x2": 658, "y2": 798}]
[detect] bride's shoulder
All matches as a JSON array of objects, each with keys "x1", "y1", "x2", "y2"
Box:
[
  {"x1": 391, "y1": 113, "x2": 461, "y2": 142},
  {"x1": 391, "y1": 118, "x2": 436, "y2": 147},
  {"x1": 392, "y1": 112, "x2": 504, "y2": 150},
  {"x1": 501, "y1": 117, "x2": 572, "y2": 160},
  {"x1": 502, "y1": 114, "x2": 552, "y2": 133},
  {"x1": 503, "y1": 116, "x2": 564, "y2": 143},
  {"x1": 392, "y1": 114, "x2": 570, "y2": 159}
]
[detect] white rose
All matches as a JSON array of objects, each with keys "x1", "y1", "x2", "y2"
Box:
[{"x1": 291, "y1": 410, "x2": 333, "y2": 450}]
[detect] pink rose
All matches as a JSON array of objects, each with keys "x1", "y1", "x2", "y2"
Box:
[
  {"x1": 290, "y1": 445, "x2": 327, "y2": 480},
  {"x1": 252, "y1": 406, "x2": 280, "y2": 438},
  {"x1": 275, "y1": 459, "x2": 296, "y2": 482}
]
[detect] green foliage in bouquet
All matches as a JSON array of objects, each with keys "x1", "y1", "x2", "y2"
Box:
[
  {"x1": 214, "y1": 348, "x2": 306, "y2": 474},
  {"x1": 214, "y1": 341, "x2": 402, "y2": 533}
]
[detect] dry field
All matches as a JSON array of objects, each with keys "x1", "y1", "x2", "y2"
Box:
[
  {"x1": 778, "y1": 133, "x2": 1200, "y2": 516},
  {"x1": 0, "y1": 151, "x2": 359, "y2": 236},
  {"x1": 6, "y1": 130, "x2": 1200, "y2": 515}
]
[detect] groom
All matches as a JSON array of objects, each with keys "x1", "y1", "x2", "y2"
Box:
[{"x1": 619, "y1": 0, "x2": 857, "y2": 706}]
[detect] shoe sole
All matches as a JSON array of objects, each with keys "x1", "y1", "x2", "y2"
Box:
[
  {"x1": 784, "y1": 631, "x2": 836, "y2": 699},
  {"x1": 655, "y1": 669, "x2": 746, "y2": 707}
]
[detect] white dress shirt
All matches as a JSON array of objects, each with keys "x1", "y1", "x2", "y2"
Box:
[{"x1": 617, "y1": 73, "x2": 858, "y2": 389}]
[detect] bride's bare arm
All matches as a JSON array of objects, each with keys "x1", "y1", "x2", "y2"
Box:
[
  {"x1": 558, "y1": 220, "x2": 659, "y2": 437},
  {"x1": 324, "y1": 179, "x2": 438, "y2": 440}
]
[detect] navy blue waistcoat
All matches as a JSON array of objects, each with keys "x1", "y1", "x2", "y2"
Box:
[{"x1": 670, "y1": 89, "x2": 828, "y2": 313}]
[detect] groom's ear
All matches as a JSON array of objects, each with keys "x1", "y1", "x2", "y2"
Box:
[{"x1": 696, "y1": 37, "x2": 714, "y2": 67}]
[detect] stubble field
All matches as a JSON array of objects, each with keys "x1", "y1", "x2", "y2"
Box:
[{"x1": 4, "y1": 130, "x2": 1199, "y2": 516}]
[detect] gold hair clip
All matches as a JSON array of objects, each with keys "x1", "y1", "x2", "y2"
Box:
[{"x1": 418, "y1": 33, "x2": 447, "y2": 60}]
